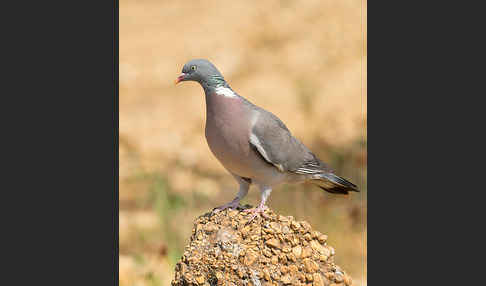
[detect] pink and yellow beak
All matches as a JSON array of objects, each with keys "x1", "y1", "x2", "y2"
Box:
[{"x1": 174, "y1": 73, "x2": 186, "y2": 85}]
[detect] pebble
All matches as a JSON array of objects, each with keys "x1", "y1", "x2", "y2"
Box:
[
  {"x1": 281, "y1": 274, "x2": 292, "y2": 284},
  {"x1": 292, "y1": 246, "x2": 302, "y2": 258},
  {"x1": 263, "y1": 248, "x2": 272, "y2": 258},
  {"x1": 204, "y1": 222, "x2": 218, "y2": 233},
  {"x1": 334, "y1": 273, "x2": 344, "y2": 283},
  {"x1": 270, "y1": 222, "x2": 282, "y2": 233},
  {"x1": 302, "y1": 246, "x2": 313, "y2": 258},
  {"x1": 312, "y1": 273, "x2": 324, "y2": 286},
  {"x1": 306, "y1": 274, "x2": 313, "y2": 282},
  {"x1": 344, "y1": 274, "x2": 352, "y2": 285},
  {"x1": 290, "y1": 221, "x2": 301, "y2": 231},
  {"x1": 262, "y1": 269, "x2": 271, "y2": 281},
  {"x1": 244, "y1": 250, "x2": 258, "y2": 266},
  {"x1": 266, "y1": 238, "x2": 281, "y2": 249},
  {"x1": 318, "y1": 234, "x2": 328, "y2": 244},
  {"x1": 303, "y1": 233, "x2": 312, "y2": 241},
  {"x1": 310, "y1": 240, "x2": 325, "y2": 254},
  {"x1": 195, "y1": 275, "x2": 205, "y2": 284},
  {"x1": 303, "y1": 258, "x2": 319, "y2": 273}
]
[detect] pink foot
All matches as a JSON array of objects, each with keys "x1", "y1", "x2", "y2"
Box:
[
  {"x1": 212, "y1": 199, "x2": 241, "y2": 213},
  {"x1": 244, "y1": 204, "x2": 270, "y2": 222}
]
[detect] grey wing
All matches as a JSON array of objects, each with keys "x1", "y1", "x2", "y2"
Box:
[{"x1": 249, "y1": 110, "x2": 331, "y2": 174}]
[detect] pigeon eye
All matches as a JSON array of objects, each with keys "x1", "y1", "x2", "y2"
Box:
[{"x1": 191, "y1": 65, "x2": 197, "y2": 71}]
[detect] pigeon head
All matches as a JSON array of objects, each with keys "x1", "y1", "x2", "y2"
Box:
[{"x1": 175, "y1": 59, "x2": 226, "y2": 87}]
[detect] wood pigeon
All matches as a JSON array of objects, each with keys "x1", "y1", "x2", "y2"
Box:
[{"x1": 175, "y1": 59, "x2": 359, "y2": 221}]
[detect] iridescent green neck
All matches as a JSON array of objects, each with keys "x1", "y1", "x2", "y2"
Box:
[{"x1": 207, "y1": 75, "x2": 226, "y2": 87}]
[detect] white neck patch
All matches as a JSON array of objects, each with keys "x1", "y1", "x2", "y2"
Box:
[{"x1": 215, "y1": 86, "x2": 238, "y2": 98}]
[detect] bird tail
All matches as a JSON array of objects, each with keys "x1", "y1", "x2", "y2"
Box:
[{"x1": 312, "y1": 172, "x2": 360, "y2": 195}]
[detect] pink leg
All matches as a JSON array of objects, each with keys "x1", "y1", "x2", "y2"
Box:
[
  {"x1": 244, "y1": 201, "x2": 270, "y2": 222},
  {"x1": 244, "y1": 186, "x2": 272, "y2": 222},
  {"x1": 213, "y1": 175, "x2": 250, "y2": 213}
]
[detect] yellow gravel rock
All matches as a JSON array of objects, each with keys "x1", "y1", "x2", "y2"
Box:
[{"x1": 171, "y1": 207, "x2": 353, "y2": 286}]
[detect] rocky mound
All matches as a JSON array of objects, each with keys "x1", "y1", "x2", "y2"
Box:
[{"x1": 171, "y1": 206, "x2": 353, "y2": 286}]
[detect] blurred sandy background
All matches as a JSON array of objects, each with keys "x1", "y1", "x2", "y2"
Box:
[{"x1": 120, "y1": 0, "x2": 367, "y2": 285}]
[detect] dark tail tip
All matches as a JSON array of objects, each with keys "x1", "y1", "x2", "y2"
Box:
[
  {"x1": 317, "y1": 185, "x2": 350, "y2": 195},
  {"x1": 315, "y1": 172, "x2": 360, "y2": 195}
]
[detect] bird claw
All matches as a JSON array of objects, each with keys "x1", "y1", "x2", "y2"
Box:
[
  {"x1": 212, "y1": 200, "x2": 241, "y2": 214},
  {"x1": 244, "y1": 205, "x2": 270, "y2": 222}
]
